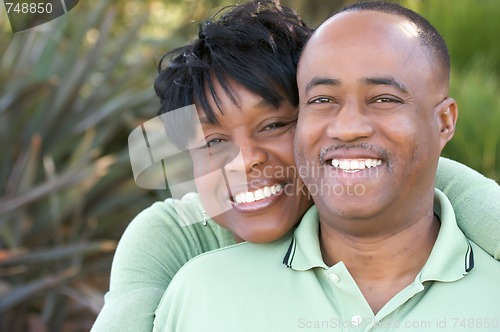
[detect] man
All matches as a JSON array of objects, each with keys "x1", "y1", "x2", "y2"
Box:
[
  {"x1": 153, "y1": 2, "x2": 500, "y2": 331},
  {"x1": 294, "y1": 0, "x2": 458, "y2": 315}
]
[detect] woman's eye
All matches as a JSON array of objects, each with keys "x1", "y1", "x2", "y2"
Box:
[
  {"x1": 263, "y1": 122, "x2": 287, "y2": 131},
  {"x1": 206, "y1": 138, "x2": 225, "y2": 148}
]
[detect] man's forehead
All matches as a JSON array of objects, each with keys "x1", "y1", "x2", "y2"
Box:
[
  {"x1": 326, "y1": 11, "x2": 414, "y2": 37},
  {"x1": 296, "y1": 10, "x2": 442, "y2": 96},
  {"x1": 299, "y1": 10, "x2": 422, "y2": 71}
]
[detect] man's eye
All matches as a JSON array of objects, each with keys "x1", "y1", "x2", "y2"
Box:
[
  {"x1": 308, "y1": 97, "x2": 334, "y2": 104},
  {"x1": 373, "y1": 96, "x2": 403, "y2": 104},
  {"x1": 375, "y1": 98, "x2": 393, "y2": 103}
]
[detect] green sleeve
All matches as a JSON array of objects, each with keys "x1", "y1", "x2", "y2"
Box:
[
  {"x1": 436, "y1": 157, "x2": 500, "y2": 260},
  {"x1": 91, "y1": 193, "x2": 234, "y2": 332}
]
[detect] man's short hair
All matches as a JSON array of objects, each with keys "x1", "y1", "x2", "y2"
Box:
[{"x1": 338, "y1": 1, "x2": 450, "y2": 80}]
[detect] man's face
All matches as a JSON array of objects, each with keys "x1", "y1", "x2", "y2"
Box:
[{"x1": 294, "y1": 11, "x2": 456, "y2": 227}]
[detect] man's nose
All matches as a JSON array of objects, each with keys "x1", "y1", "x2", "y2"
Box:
[{"x1": 326, "y1": 100, "x2": 375, "y2": 142}]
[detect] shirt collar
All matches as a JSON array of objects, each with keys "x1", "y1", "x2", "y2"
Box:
[
  {"x1": 419, "y1": 189, "x2": 474, "y2": 282},
  {"x1": 283, "y1": 189, "x2": 474, "y2": 281},
  {"x1": 282, "y1": 204, "x2": 327, "y2": 271}
]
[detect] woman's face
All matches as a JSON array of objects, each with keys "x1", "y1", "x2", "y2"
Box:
[{"x1": 189, "y1": 80, "x2": 312, "y2": 243}]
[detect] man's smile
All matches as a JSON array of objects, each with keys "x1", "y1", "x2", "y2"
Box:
[{"x1": 330, "y1": 158, "x2": 383, "y2": 172}]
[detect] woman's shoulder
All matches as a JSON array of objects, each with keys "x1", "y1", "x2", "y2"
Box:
[
  {"x1": 128, "y1": 192, "x2": 203, "y2": 228},
  {"x1": 122, "y1": 192, "x2": 235, "y2": 251}
]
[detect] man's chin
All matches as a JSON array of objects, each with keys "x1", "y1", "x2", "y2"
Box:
[{"x1": 318, "y1": 197, "x2": 385, "y2": 221}]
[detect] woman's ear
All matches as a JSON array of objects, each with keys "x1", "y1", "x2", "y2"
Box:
[{"x1": 436, "y1": 97, "x2": 458, "y2": 150}]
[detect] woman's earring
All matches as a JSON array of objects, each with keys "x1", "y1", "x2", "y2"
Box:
[{"x1": 202, "y1": 211, "x2": 208, "y2": 226}]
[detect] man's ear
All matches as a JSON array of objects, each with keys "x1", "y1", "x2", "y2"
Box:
[{"x1": 436, "y1": 97, "x2": 458, "y2": 150}]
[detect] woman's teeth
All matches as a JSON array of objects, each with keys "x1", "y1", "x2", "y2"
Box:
[
  {"x1": 331, "y1": 158, "x2": 382, "y2": 172},
  {"x1": 233, "y1": 184, "x2": 283, "y2": 204}
]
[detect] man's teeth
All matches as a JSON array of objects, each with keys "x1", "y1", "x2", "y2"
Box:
[
  {"x1": 331, "y1": 159, "x2": 382, "y2": 172},
  {"x1": 233, "y1": 184, "x2": 283, "y2": 204}
]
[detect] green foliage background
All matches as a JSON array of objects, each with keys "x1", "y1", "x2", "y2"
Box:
[{"x1": 0, "y1": 0, "x2": 498, "y2": 331}]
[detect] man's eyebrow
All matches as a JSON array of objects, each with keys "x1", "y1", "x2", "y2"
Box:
[
  {"x1": 305, "y1": 77, "x2": 340, "y2": 93},
  {"x1": 363, "y1": 77, "x2": 409, "y2": 93}
]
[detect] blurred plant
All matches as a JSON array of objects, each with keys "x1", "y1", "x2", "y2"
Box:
[
  {"x1": 444, "y1": 58, "x2": 500, "y2": 180},
  {"x1": 403, "y1": 0, "x2": 500, "y2": 180},
  {"x1": 409, "y1": 0, "x2": 500, "y2": 75},
  {"x1": 0, "y1": 0, "x2": 164, "y2": 330}
]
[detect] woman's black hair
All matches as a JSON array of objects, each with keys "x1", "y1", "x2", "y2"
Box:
[{"x1": 153, "y1": 0, "x2": 313, "y2": 147}]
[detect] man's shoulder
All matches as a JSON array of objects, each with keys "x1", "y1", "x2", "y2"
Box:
[
  {"x1": 468, "y1": 241, "x2": 500, "y2": 276},
  {"x1": 185, "y1": 233, "x2": 292, "y2": 266},
  {"x1": 442, "y1": 241, "x2": 500, "y2": 307},
  {"x1": 171, "y1": 234, "x2": 293, "y2": 284},
  {"x1": 424, "y1": 241, "x2": 500, "y2": 319}
]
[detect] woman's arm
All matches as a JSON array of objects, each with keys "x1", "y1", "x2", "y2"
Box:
[
  {"x1": 436, "y1": 157, "x2": 500, "y2": 260},
  {"x1": 91, "y1": 194, "x2": 234, "y2": 332}
]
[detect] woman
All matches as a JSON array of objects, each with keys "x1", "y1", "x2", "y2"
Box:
[{"x1": 92, "y1": 1, "x2": 500, "y2": 331}]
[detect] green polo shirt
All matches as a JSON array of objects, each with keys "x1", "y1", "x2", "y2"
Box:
[{"x1": 154, "y1": 189, "x2": 500, "y2": 332}]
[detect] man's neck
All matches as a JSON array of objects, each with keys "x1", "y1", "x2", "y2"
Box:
[{"x1": 319, "y1": 210, "x2": 440, "y2": 314}]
